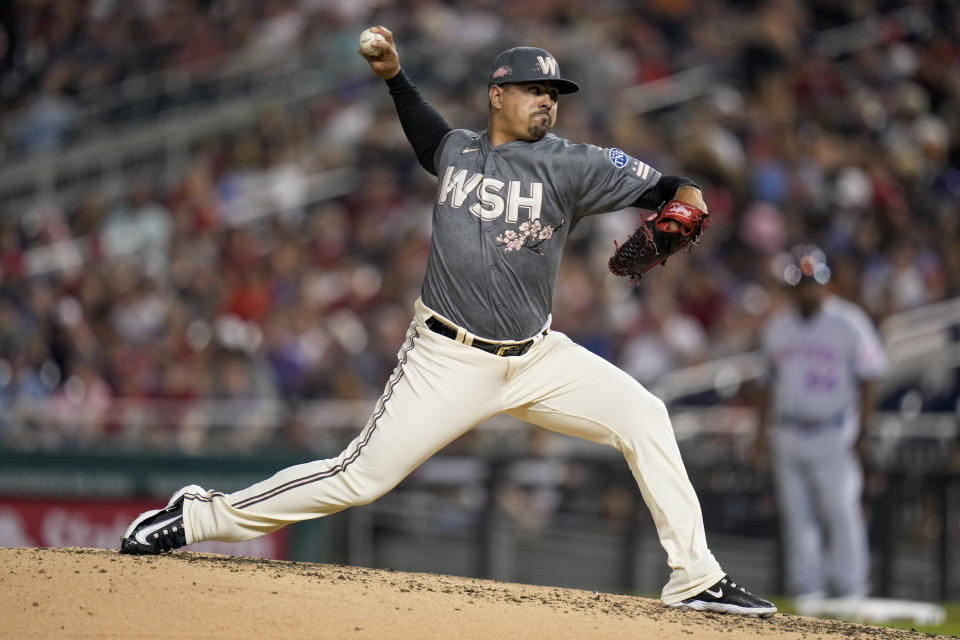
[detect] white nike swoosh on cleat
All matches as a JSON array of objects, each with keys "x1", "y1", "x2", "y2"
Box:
[
  {"x1": 461, "y1": 148, "x2": 479, "y2": 154},
  {"x1": 706, "y1": 587, "x2": 723, "y2": 598},
  {"x1": 134, "y1": 515, "x2": 181, "y2": 545}
]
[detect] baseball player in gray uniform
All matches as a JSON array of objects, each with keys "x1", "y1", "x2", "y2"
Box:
[
  {"x1": 753, "y1": 245, "x2": 887, "y2": 605},
  {"x1": 121, "y1": 26, "x2": 775, "y2": 617}
]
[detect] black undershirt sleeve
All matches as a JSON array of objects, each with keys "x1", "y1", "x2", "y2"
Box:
[
  {"x1": 633, "y1": 175, "x2": 701, "y2": 211},
  {"x1": 385, "y1": 69, "x2": 452, "y2": 176}
]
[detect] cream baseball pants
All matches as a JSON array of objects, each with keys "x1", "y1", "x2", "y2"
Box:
[{"x1": 183, "y1": 299, "x2": 723, "y2": 603}]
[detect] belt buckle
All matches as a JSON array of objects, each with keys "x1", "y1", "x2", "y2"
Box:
[{"x1": 496, "y1": 342, "x2": 529, "y2": 356}]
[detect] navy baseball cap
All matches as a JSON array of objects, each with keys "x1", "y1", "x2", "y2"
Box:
[{"x1": 487, "y1": 46, "x2": 580, "y2": 94}]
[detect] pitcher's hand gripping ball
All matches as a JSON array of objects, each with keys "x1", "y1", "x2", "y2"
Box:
[
  {"x1": 358, "y1": 28, "x2": 388, "y2": 56},
  {"x1": 608, "y1": 199, "x2": 710, "y2": 283}
]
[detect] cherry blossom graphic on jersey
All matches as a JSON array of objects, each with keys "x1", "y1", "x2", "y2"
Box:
[{"x1": 495, "y1": 218, "x2": 564, "y2": 255}]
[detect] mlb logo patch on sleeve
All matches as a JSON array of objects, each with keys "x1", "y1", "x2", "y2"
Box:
[{"x1": 608, "y1": 148, "x2": 628, "y2": 168}]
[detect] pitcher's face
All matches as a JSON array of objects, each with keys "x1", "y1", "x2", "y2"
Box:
[{"x1": 491, "y1": 82, "x2": 559, "y2": 141}]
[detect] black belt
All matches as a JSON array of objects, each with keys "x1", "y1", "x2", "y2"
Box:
[{"x1": 425, "y1": 316, "x2": 544, "y2": 357}]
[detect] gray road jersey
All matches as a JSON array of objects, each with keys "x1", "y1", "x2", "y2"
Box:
[
  {"x1": 761, "y1": 296, "x2": 888, "y2": 425},
  {"x1": 422, "y1": 129, "x2": 662, "y2": 340}
]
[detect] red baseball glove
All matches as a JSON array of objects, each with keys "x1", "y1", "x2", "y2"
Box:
[{"x1": 608, "y1": 199, "x2": 711, "y2": 283}]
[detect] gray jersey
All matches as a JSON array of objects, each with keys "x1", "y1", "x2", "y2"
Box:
[
  {"x1": 761, "y1": 295, "x2": 888, "y2": 426},
  {"x1": 422, "y1": 128, "x2": 662, "y2": 340}
]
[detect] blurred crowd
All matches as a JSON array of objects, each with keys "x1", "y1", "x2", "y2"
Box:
[{"x1": 0, "y1": 0, "x2": 958, "y2": 448}]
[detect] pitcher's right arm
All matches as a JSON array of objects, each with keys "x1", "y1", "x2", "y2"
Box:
[{"x1": 358, "y1": 26, "x2": 452, "y2": 176}]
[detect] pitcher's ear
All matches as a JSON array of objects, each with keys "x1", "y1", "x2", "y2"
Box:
[{"x1": 489, "y1": 85, "x2": 503, "y2": 110}]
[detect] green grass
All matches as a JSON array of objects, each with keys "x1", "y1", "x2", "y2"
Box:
[
  {"x1": 877, "y1": 603, "x2": 960, "y2": 638},
  {"x1": 771, "y1": 598, "x2": 960, "y2": 638}
]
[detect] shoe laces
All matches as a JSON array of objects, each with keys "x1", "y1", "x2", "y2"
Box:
[
  {"x1": 721, "y1": 577, "x2": 751, "y2": 595},
  {"x1": 152, "y1": 518, "x2": 187, "y2": 551}
]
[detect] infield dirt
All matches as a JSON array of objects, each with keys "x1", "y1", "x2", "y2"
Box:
[{"x1": 0, "y1": 547, "x2": 949, "y2": 639}]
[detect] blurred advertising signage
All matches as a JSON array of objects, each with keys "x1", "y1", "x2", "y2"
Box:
[{"x1": 0, "y1": 497, "x2": 288, "y2": 559}]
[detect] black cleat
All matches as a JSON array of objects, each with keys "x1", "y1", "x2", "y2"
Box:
[
  {"x1": 119, "y1": 485, "x2": 204, "y2": 555},
  {"x1": 668, "y1": 576, "x2": 777, "y2": 618}
]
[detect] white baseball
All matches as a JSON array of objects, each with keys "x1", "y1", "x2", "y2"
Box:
[{"x1": 358, "y1": 29, "x2": 388, "y2": 56}]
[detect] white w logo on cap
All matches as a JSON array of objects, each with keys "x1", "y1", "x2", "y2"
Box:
[{"x1": 536, "y1": 56, "x2": 557, "y2": 76}]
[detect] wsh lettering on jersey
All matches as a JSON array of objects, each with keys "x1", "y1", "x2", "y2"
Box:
[{"x1": 438, "y1": 168, "x2": 542, "y2": 223}]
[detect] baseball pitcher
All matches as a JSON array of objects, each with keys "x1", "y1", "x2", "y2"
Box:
[{"x1": 120, "y1": 26, "x2": 775, "y2": 617}]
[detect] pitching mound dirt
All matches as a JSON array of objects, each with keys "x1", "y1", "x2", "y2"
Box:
[{"x1": 1, "y1": 547, "x2": 947, "y2": 639}]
